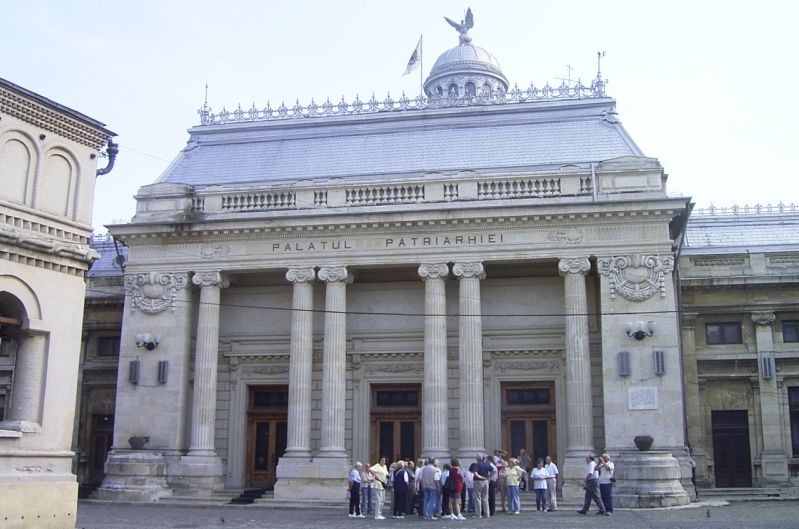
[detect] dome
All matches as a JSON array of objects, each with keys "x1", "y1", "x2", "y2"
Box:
[{"x1": 424, "y1": 43, "x2": 509, "y2": 99}]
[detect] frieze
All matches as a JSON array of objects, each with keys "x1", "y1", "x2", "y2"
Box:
[
  {"x1": 547, "y1": 228, "x2": 584, "y2": 244},
  {"x1": 200, "y1": 244, "x2": 232, "y2": 259},
  {"x1": 597, "y1": 254, "x2": 674, "y2": 302},
  {"x1": 125, "y1": 272, "x2": 189, "y2": 314},
  {"x1": 494, "y1": 360, "x2": 560, "y2": 373},
  {"x1": 241, "y1": 366, "x2": 289, "y2": 376},
  {"x1": 363, "y1": 364, "x2": 423, "y2": 375}
]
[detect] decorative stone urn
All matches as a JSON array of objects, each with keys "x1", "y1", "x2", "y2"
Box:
[
  {"x1": 634, "y1": 435, "x2": 654, "y2": 451},
  {"x1": 128, "y1": 436, "x2": 150, "y2": 450}
]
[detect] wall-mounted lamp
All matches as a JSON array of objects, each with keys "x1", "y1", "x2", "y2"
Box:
[
  {"x1": 135, "y1": 333, "x2": 161, "y2": 351},
  {"x1": 653, "y1": 350, "x2": 666, "y2": 376},
  {"x1": 625, "y1": 320, "x2": 655, "y2": 341},
  {"x1": 618, "y1": 351, "x2": 631, "y2": 377}
]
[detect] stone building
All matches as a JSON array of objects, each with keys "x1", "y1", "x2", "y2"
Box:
[
  {"x1": 0, "y1": 78, "x2": 115, "y2": 528},
  {"x1": 99, "y1": 25, "x2": 694, "y2": 506},
  {"x1": 680, "y1": 205, "x2": 799, "y2": 491}
]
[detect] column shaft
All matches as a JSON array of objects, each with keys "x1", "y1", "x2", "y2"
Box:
[
  {"x1": 419, "y1": 263, "x2": 450, "y2": 458},
  {"x1": 285, "y1": 268, "x2": 315, "y2": 458},
  {"x1": 9, "y1": 333, "x2": 47, "y2": 423}
]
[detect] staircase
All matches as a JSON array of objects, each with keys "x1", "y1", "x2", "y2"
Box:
[
  {"x1": 229, "y1": 488, "x2": 267, "y2": 505},
  {"x1": 698, "y1": 487, "x2": 797, "y2": 501}
]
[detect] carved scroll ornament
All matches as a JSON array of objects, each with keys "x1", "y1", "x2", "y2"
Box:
[
  {"x1": 125, "y1": 272, "x2": 189, "y2": 314},
  {"x1": 452, "y1": 262, "x2": 486, "y2": 280},
  {"x1": 597, "y1": 254, "x2": 674, "y2": 302},
  {"x1": 751, "y1": 311, "x2": 776, "y2": 326},
  {"x1": 418, "y1": 263, "x2": 450, "y2": 280}
]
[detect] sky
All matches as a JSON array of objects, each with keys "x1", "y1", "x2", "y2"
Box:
[{"x1": 3, "y1": 0, "x2": 798, "y2": 231}]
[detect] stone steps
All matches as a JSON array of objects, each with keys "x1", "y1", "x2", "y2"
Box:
[{"x1": 697, "y1": 487, "x2": 798, "y2": 501}]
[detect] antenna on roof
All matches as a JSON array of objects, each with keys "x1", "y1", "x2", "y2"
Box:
[
  {"x1": 556, "y1": 64, "x2": 575, "y2": 87},
  {"x1": 596, "y1": 51, "x2": 606, "y2": 79}
]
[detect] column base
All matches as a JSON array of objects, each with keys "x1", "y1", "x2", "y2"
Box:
[
  {"x1": 274, "y1": 456, "x2": 350, "y2": 501},
  {"x1": 457, "y1": 447, "x2": 486, "y2": 463},
  {"x1": 757, "y1": 452, "x2": 791, "y2": 486},
  {"x1": 613, "y1": 449, "x2": 690, "y2": 508},
  {"x1": 560, "y1": 450, "x2": 593, "y2": 502},
  {"x1": 168, "y1": 453, "x2": 225, "y2": 496},
  {"x1": 96, "y1": 450, "x2": 172, "y2": 502}
]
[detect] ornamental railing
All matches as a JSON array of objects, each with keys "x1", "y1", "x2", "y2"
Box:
[
  {"x1": 198, "y1": 78, "x2": 607, "y2": 126},
  {"x1": 692, "y1": 203, "x2": 798, "y2": 217}
]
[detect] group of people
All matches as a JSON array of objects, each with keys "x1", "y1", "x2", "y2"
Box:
[
  {"x1": 347, "y1": 450, "x2": 563, "y2": 520},
  {"x1": 577, "y1": 453, "x2": 615, "y2": 516}
]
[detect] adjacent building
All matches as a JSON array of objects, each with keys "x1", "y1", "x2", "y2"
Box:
[{"x1": 0, "y1": 78, "x2": 115, "y2": 528}]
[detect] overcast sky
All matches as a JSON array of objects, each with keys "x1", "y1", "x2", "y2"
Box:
[{"x1": 4, "y1": 0, "x2": 798, "y2": 231}]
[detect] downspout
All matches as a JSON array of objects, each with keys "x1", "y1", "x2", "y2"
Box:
[
  {"x1": 96, "y1": 139, "x2": 119, "y2": 176},
  {"x1": 591, "y1": 162, "x2": 598, "y2": 201}
]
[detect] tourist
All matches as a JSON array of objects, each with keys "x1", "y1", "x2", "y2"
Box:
[
  {"x1": 348, "y1": 462, "x2": 365, "y2": 518},
  {"x1": 577, "y1": 454, "x2": 608, "y2": 515},
  {"x1": 518, "y1": 449, "x2": 532, "y2": 491},
  {"x1": 420, "y1": 457, "x2": 441, "y2": 520},
  {"x1": 487, "y1": 455, "x2": 498, "y2": 516},
  {"x1": 447, "y1": 458, "x2": 466, "y2": 520},
  {"x1": 405, "y1": 460, "x2": 416, "y2": 515},
  {"x1": 472, "y1": 455, "x2": 492, "y2": 518},
  {"x1": 531, "y1": 458, "x2": 549, "y2": 511},
  {"x1": 504, "y1": 458, "x2": 524, "y2": 514},
  {"x1": 496, "y1": 451, "x2": 508, "y2": 512},
  {"x1": 464, "y1": 462, "x2": 475, "y2": 513},
  {"x1": 440, "y1": 463, "x2": 451, "y2": 517},
  {"x1": 544, "y1": 455, "x2": 559, "y2": 511},
  {"x1": 598, "y1": 453, "x2": 615, "y2": 514},
  {"x1": 360, "y1": 460, "x2": 374, "y2": 515},
  {"x1": 370, "y1": 456, "x2": 389, "y2": 520},
  {"x1": 415, "y1": 458, "x2": 426, "y2": 518},
  {"x1": 392, "y1": 460, "x2": 409, "y2": 519}
]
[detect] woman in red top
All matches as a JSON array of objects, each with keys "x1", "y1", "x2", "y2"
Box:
[{"x1": 448, "y1": 458, "x2": 466, "y2": 520}]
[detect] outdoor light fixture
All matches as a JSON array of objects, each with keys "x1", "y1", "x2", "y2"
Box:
[
  {"x1": 135, "y1": 333, "x2": 160, "y2": 351},
  {"x1": 625, "y1": 320, "x2": 655, "y2": 340}
]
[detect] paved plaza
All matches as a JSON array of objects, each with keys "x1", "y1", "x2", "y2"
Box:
[{"x1": 75, "y1": 500, "x2": 799, "y2": 529}]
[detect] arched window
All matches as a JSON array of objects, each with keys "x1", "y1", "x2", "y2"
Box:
[
  {"x1": 465, "y1": 82, "x2": 476, "y2": 97},
  {"x1": 436, "y1": 86, "x2": 444, "y2": 97},
  {"x1": 482, "y1": 83, "x2": 493, "y2": 96},
  {"x1": 448, "y1": 83, "x2": 459, "y2": 97}
]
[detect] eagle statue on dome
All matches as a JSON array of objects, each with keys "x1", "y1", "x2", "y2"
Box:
[{"x1": 444, "y1": 7, "x2": 474, "y2": 45}]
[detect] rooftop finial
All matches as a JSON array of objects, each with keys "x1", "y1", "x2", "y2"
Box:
[{"x1": 444, "y1": 7, "x2": 474, "y2": 45}]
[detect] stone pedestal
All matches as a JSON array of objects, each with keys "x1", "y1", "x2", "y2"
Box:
[
  {"x1": 613, "y1": 450, "x2": 690, "y2": 508},
  {"x1": 95, "y1": 451, "x2": 172, "y2": 501},
  {"x1": 274, "y1": 457, "x2": 351, "y2": 501},
  {"x1": 170, "y1": 454, "x2": 225, "y2": 496}
]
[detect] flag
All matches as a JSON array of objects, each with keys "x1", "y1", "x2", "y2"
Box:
[{"x1": 403, "y1": 36, "x2": 422, "y2": 75}]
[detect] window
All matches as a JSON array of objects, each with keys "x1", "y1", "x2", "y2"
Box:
[
  {"x1": 790, "y1": 387, "x2": 799, "y2": 457},
  {"x1": 252, "y1": 390, "x2": 289, "y2": 409},
  {"x1": 448, "y1": 83, "x2": 459, "y2": 97},
  {"x1": 783, "y1": 321, "x2": 799, "y2": 343},
  {"x1": 96, "y1": 336, "x2": 121, "y2": 357},
  {"x1": 376, "y1": 389, "x2": 419, "y2": 408},
  {"x1": 506, "y1": 388, "x2": 551, "y2": 406},
  {"x1": 0, "y1": 336, "x2": 17, "y2": 357},
  {"x1": 706, "y1": 322, "x2": 742, "y2": 345},
  {"x1": 465, "y1": 82, "x2": 476, "y2": 97}
]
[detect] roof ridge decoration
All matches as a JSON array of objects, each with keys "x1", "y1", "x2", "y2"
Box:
[
  {"x1": 197, "y1": 78, "x2": 608, "y2": 126},
  {"x1": 692, "y1": 202, "x2": 798, "y2": 217}
]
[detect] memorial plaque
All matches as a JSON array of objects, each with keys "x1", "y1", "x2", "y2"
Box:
[{"x1": 628, "y1": 387, "x2": 658, "y2": 410}]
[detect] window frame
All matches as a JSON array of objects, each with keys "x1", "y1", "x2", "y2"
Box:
[
  {"x1": 705, "y1": 322, "x2": 743, "y2": 345},
  {"x1": 782, "y1": 320, "x2": 799, "y2": 343}
]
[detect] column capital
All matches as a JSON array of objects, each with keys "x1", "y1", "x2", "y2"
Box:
[
  {"x1": 751, "y1": 311, "x2": 776, "y2": 326},
  {"x1": 558, "y1": 257, "x2": 591, "y2": 276},
  {"x1": 418, "y1": 263, "x2": 449, "y2": 280},
  {"x1": 452, "y1": 262, "x2": 485, "y2": 280},
  {"x1": 286, "y1": 267, "x2": 316, "y2": 284},
  {"x1": 317, "y1": 265, "x2": 354, "y2": 284},
  {"x1": 191, "y1": 271, "x2": 230, "y2": 289}
]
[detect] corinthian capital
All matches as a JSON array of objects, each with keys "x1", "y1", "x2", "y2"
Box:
[
  {"x1": 418, "y1": 263, "x2": 450, "y2": 280},
  {"x1": 452, "y1": 262, "x2": 486, "y2": 280},
  {"x1": 317, "y1": 265, "x2": 354, "y2": 284},
  {"x1": 286, "y1": 267, "x2": 316, "y2": 284},
  {"x1": 751, "y1": 311, "x2": 776, "y2": 326},
  {"x1": 558, "y1": 257, "x2": 591, "y2": 276},
  {"x1": 191, "y1": 271, "x2": 230, "y2": 289}
]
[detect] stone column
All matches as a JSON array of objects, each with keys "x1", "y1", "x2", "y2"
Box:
[
  {"x1": 316, "y1": 265, "x2": 353, "y2": 458},
  {"x1": 7, "y1": 332, "x2": 47, "y2": 427},
  {"x1": 187, "y1": 271, "x2": 229, "y2": 456},
  {"x1": 558, "y1": 258, "x2": 594, "y2": 500},
  {"x1": 453, "y1": 262, "x2": 487, "y2": 459},
  {"x1": 751, "y1": 311, "x2": 790, "y2": 484},
  {"x1": 283, "y1": 267, "x2": 316, "y2": 459},
  {"x1": 418, "y1": 263, "x2": 450, "y2": 459}
]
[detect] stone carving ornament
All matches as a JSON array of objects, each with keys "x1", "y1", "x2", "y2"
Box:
[
  {"x1": 286, "y1": 267, "x2": 316, "y2": 283},
  {"x1": 452, "y1": 262, "x2": 486, "y2": 279},
  {"x1": 317, "y1": 265, "x2": 354, "y2": 283},
  {"x1": 597, "y1": 254, "x2": 674, "y2": 302},
  {"x1": 192, "y1": 271, "x2": 230, "y2": 288},
  {"x1": 125, "y1": 272, "x2": 189, "y2": 314},
  {"x1": 751, "y1": 311, "x2": 776, "y2": 326},
  {"x1": 199, "y1": 244, "x2": 232, "y2": 259},
  {"x1": 418, "y1": 263, "x2": 449, "y2": 280},
  {"x1": 547, "y1": 228, "x2": 584, "y2": 244},
  {"x1": 558, "y1": 257, "x2": 591, "y2": 276}
]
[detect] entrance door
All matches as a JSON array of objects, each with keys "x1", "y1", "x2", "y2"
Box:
[
  {"x1": 246, "y1": 386, "x2": 288, "y2": 490},
  {"x1": 712, "y1": 410, "x2": 752, "y2": 487},
  {"x1": 370, "y1": 384, "x2": 421, "y2": 465},
  {"x1": 500, "y1": 382, "x2": 556, "y2": 466},
  {"x1": 87, "y1": 414, "x2": 114, "y2": 484}
]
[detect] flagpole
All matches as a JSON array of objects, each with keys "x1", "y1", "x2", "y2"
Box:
[{"x1": 419, "y1": 34, "x2": 424, "y2": 97}]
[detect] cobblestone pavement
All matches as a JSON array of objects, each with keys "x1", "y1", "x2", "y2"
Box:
[{"x1": 76, "y1": 500, "x2": 799, "y2": 529}]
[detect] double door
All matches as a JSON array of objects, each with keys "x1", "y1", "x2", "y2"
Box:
[
  {"x1": 246, "y1": 416, "x2": 287, "y2": 490},
  {"x1": 371, "y1": 417, "x2": 421, "y2": 465},
  {"x1": 712, "y1": 410, "x2": 752, "y2": 487}
]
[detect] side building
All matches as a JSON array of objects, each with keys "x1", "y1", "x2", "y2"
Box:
[
  {"x1": 0, "y1": 78, "x2": 116, "y2": 528},
  {"x1": 99, "y1": 31, "x2": 694, "y2": 506},
  {"x1": 680, "y1": 205, "x2": 799, "y2": 492}
]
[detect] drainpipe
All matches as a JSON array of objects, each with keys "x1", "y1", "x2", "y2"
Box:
[
  {"x1": 96, "y1": 139, "x2": 119, "y2": 176},
  {"x1": 591, "y1": 162, "x2": 598, "y2": 201}
]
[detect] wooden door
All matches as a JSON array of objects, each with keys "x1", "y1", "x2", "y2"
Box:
[
  {"x1": 370, "y1": 384, "x2": 421, "y2": 465},
  {"x1": 245, "y1": 386, "x2": 288, "y2": 490},
  {"x1": 712, "y1": 410, "x2": 752, "y2": 487},
  {"x1": 87, "y1": 414, "x2": 114, "y2": 484},
  {"x1": 500, "y1": 382, "x2": 556, "y2": 466}
]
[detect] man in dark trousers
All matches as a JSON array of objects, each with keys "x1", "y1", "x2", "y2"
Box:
[
  {"x1": 472, "y1": 455, "x2": 492, "y2": 518},
  {"x1": 392, "y1": 461, "x2": 409, "y2": 519},
  {"x1": 577, "y1": 454, "x2": 608, "y2": 515}
]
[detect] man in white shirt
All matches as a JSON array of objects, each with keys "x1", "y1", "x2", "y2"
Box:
[
  {"x1": 597, "y1": 453, "x2": 615, "y2": 514},
  {"x1": 544, "y1": 456, "x2": 559, "y2": 511},
  {"x1": 577, "y1": 454, "x2": 607, "y2": 515}
]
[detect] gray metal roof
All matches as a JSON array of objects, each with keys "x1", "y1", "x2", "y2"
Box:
[
  {"x1": 88, "y1": 234, "x2": 126, "y2": 277},
  {"x1": 684, "y1": 206, "x2": 799, "y2": 252},
  {"x1": 159, "y1": 97, "x2": 641, "y2": 188}
]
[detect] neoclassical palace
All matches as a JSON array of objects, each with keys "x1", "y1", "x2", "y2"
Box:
[{"x1": 67, "y1": 24, "x2": 799, "y2": 504}]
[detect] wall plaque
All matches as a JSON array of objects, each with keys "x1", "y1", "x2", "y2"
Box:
[{"x1": 628, "y1": 387, "x2": 658, "y2": 410}]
